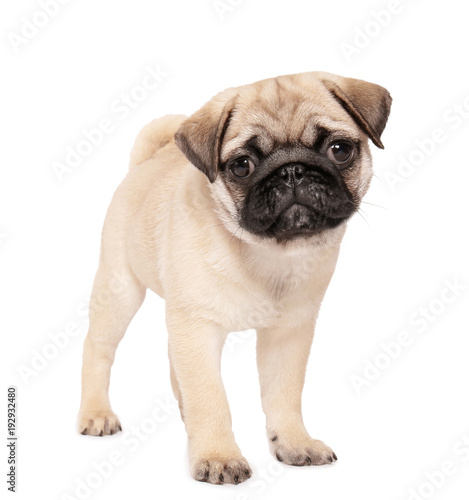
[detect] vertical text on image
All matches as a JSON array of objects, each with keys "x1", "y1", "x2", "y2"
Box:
[{"x1": 7, "y1": 387, "x2": 18, "y2": 493}]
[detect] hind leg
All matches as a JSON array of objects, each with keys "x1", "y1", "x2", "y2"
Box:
[{"x1": 79, "y1": 265, "x2": 145, "y2": 436}]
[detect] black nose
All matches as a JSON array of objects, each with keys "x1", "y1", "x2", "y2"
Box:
[{"x1": 277, "y1": 163, "x2": 305, "y2": 188}]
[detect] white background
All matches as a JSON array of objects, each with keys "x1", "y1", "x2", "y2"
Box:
[{"x1": 1, "y1": 0, "x2": 469, "y2": 499}]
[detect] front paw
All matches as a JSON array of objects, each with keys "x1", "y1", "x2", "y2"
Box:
[
  {"x1": 271, "y1": 433, "x2": 337, "y2": 466},
  {"x1": 192, "y1": 456, "x2": 252, "y2": 485},
  {"x1": 78, "y1": 410, "x2": 122, "y2": 436},
  {"x1": 190, "y1": 439, "x2": 251, "y2": 485}
]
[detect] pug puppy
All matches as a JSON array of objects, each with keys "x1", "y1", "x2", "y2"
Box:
[{"x1": 78, "y1": 71, "x2": 391, "y2": 485}]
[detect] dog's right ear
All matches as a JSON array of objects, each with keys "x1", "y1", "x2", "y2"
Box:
[{"x1": 175, "y1": 89, "x2": 237, "y2": 183}]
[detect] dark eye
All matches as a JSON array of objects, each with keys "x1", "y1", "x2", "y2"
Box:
[
  {"x1": 229, "y1": 158, "x2": 255, "y2": 178},
  {"x1": 327, "y1": 142, "x2": 354, "y2": 166}
]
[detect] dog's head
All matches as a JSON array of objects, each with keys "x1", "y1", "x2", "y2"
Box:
[{"x1": 175, "y1": 72, "x2": 391, "y2": 245}]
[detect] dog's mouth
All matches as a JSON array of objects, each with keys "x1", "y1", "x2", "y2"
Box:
[
  {"x1": 240, "y1": 183, "x2": 356, "y2": 241},
  {"x1": 262, "y1": 201, "x2": 352, "y2": 240}
]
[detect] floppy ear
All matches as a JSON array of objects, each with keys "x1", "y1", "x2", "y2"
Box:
[
  {"x1": 174, "y1": 89, "x2": 237, "y2": 182},
  {"x1": 320, "y1": 74, "x2": 392, "y2": 149}
]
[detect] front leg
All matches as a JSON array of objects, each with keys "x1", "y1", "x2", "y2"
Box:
[
  {"x1": 166, "y1": 306, "x2": 252, "y2": 485},
  {"x1": 256, "y1": 322, "x2": 337, "y2": 466}
]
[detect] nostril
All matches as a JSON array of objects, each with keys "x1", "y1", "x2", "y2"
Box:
[
  {"x1": 294, "y1": 165, "x2": 305, "y2": 178},
  {"x1": 279, "y1": 167, "x2": 288, "y2": 178}
]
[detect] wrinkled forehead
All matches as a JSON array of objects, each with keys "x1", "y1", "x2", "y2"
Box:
[{"x1": 221, "y1": 76, "x2": 362, "y2": 163}]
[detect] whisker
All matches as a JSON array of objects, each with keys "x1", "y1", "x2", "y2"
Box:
[
  {"x1": 357, "y1": 208, "x2": 370, "y2": 227},
  {"x1": 229, "y1": 224, "x2": 242, "y2": 246},
  {"x1": 359, "y1": 207, "x2": 368, "y2": 217},
  {"x1": 362, "y1": 201, "x2": 386, "y2": 210}
]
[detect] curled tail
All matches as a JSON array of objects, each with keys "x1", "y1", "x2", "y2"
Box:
[{"x1": 129, "y1": 114, "x2": 186, "y2": 169}]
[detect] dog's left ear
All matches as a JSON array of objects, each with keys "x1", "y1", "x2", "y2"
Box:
[
  {"x1": 175, "y1": 89, "x2": 237, "y2": 182},
  {"x1": 320, "y1": 73, "x2": 392, "y2": 149}
]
